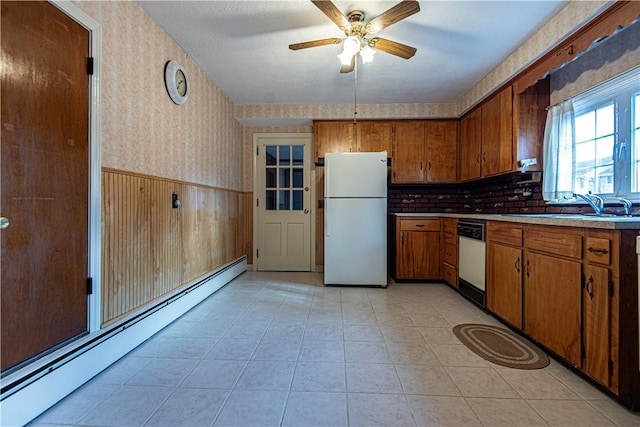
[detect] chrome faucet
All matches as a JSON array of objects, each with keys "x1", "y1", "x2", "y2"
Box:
[
  {"x1": 573, "y1": 193, "x2": 604, "y2": 215},
  {"x1": 617, "y1": 197, "x2": 633, "y2": 215}
]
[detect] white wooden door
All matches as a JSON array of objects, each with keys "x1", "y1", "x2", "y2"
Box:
[{"x1": 255, "y1": 134, "x2": 312, "y2": 271}]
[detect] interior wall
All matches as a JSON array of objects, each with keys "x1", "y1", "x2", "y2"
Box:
[
  {"x1": 77, "y1": 1, "x2": 243, "y2": 190},
  {"x1": 74, "y1": 1, "x2": 249, "y2": 323}
]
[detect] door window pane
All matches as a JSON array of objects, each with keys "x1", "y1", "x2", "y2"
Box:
[
  {"x1": 266, "y1": 145, "x2": 277, "y2": 166},
  {"x1": 265, "y1": 190, "x2": 277, "y2": 210},
  {"x1": 279, "y1": 168, "x2": 290, "y2": 188},
  {"x1": 266, "y1": 168, "x2": 276, "y2": 188},
  {"x1": 292, "y1": 190, "x2": 303, "y2": 210},
  {"x1": 292, "y1": 145, "x2": 304, "y2": 166},
  {"x1": 279, "y1": 146, "x2": 290, "y2": 165},
  {"x1": 292, "y1": 168, "x2": 303, "y2": 188},
  {"x1": 279, "y1": 190, "x2": 290, "y2": 210}
]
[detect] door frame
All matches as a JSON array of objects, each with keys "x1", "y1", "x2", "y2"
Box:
[
  {"x1": 252, "y1": 133, "x2": 315, "y2": 272},
  {"x1": 50, "y1": 0, "x2": 102, "y2": 333}
]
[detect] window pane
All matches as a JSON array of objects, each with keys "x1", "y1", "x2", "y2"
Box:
[
  {"x1": 596, "y1": 103, "x2": 614, "y2": 137},
  {"x1": 292, "y1": 168, "x2": 303, "y2": 188},
  {"x1": 595, "y1": 135, "x2": 614, "y2": 167},
  {"x1": 633, "y1": 93, "x2": 640, "y2": 192},
  {"x1": 292, "y1": 145, "x2": 304, "y2": 166},
  {"x1": 279, "y1": 146, "x2": 290, "y2": 165},
  {"x1": 279, "y1": 168, "x2": 290, "y2": 188},
  {"x1": 265, "y1": 168, "x2": 276, "y2": 188},
  {"x1": 292, "y1": 190, "x2": 303, "y2": 210},
  {"x1": 575, "y1": 111, "x2": 595, "y2": 143},
  {"x1": 278, "y1": 190, "x2": 290, "y2": 210},
  {"x1": 265, "y1": 190, "x2": 277, "y2": 210},
  {"x1": 573, "y1": 104, "x2": 616, "y2": 195},
  {"x1": 266, "y1": 145, "x2": 277, "y2": 166}
]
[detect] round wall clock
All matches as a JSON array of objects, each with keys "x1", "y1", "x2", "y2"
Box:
[{"x1": 164, "y1": 60, "x2": 188, "y2": 105}]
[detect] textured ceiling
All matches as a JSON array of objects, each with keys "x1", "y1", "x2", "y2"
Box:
[{"x1": 138, "y1": 0, "x2": 569, "y2": 107}]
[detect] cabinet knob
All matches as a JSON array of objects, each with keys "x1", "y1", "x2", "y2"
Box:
[{"x1": 0, "y1": 217, "x2": 8, "y2": 229}]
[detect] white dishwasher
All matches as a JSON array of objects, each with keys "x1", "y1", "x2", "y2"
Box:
[{"x1": 458, "y1": 220, "x2": 486, "y2": 307}]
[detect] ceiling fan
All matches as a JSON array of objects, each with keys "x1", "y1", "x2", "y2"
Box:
[{"x1": 289, "y1": 0, "x2": 420, "y2": 73}]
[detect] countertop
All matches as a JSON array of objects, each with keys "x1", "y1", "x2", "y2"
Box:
[{"x1": 390, "y1": 212, "x2": 640, "y2": 230}]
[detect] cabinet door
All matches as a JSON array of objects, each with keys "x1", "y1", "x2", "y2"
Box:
[
  {"x1": 392, "y1": 121, "x2": 425, "y2": 183},
  {"x1": 357, "y1": 121, "x2": 392, "y2": 154},
  {"x1": 487, "y1": 242, "x2": 522, "y2": 329},
  {"x1": 459, "y1": 108, "x2": 482, "y2": 181},
  {"x1": 314, "y1": 121, "x2": 354, "y2": 162},
  {"x1": 481, "y1": 86, "x2": 513, "y2": 177},
  {"x1": 426, "y1": 121, "x2": 457, "y2": 183},
  {"x1": 523, "y1": 251, "x2": 581, "y2": 366},
  {"x1": 583, "y1": 264, "x2": 611, "y2": 387},
  {"x1": 396, "y1": 231, "x2": 440, "y2": 279}
]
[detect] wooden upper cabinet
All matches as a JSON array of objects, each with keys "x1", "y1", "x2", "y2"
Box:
[
  {"x1": 392, "y1": 121, "x2": 425, "y2": 184},
  {"x1": 459, "y1": 108, "x2": 482, "y2": 181},
  {"x1": 481, "y1": 86, "x2": 514, "y2": 177},
  {"x1": 356, "y1": 121, "x2": 392, "y2": 154},
  {"x1": 313, "y1": 121, "x2": 354, "y2": 162},
  {"x1": 514, "y1": 77, "x2": 549, "y2": 172},
  {"x1": 425, "y1": 121, "x2": 457, "y2": 183}
]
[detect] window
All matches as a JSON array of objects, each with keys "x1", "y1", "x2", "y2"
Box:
[
  {"x1": 264, "y1": 144, "x2": 305, "y2": 210},
  {"x1": 543, "y1": 66, "x2": 640, "y2": 201}
]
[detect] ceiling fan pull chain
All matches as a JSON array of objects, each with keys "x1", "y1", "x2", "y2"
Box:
[{"x1": 353, "y1": 59, "x2": 358, "y2": 129}]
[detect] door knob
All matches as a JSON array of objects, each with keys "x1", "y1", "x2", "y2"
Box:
[
  {"x1": 0, "y1": 217, "x2": 9, "y2": 229},
  {"x1": 304, "y1": 209, "x2": 309, "y2": 214}
]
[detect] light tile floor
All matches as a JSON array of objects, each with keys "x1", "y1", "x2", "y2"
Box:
[{"x1": 30, "y1": 272, "x2": 640, "y2": 426}]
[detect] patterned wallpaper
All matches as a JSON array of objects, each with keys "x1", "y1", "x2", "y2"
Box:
[
  {"x1": 456, "y1": 1, "x2": 608, "y2": 115},
  {"x1": 75, "y1": 1, "x2": 244, "y2": 192},
  {"x1": 235, "y1": 103, "x2": 458, "y2": 122}
]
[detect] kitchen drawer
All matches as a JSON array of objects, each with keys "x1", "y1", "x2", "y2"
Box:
[
  {"x1": 487, "y1": 221, "x2": 522, "y2": 247},
  {"x1": 441, "y1": 261, "x2": 457, "y2": 287},
  {"x1": 525, "y1": 227, "x2": 582, "y2": 259},
  {"x1": 399, "y1": 218, "x2": 441, "y2": 232},
  {"x1": 585, "y1": 237, "x2": 611, "y2": 265},
  {"x1": 442, "y1": 242, "x2": 457, "y2": 266},
  {"x1": 441, "y1": 218, "x2": 458, "y2": 244}
]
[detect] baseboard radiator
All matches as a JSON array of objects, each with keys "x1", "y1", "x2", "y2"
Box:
[{"x1": 0, "y1": 256, "x2": 247, "y2": 426}]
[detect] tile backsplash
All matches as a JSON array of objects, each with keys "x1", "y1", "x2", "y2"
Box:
[{"x1": 388, "y1": 174, "x2": 638, "y2": 216}]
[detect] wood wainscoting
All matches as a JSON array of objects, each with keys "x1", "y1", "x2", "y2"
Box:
[{"x1": 101, "y1": 168, "x2": 252, "y2": 326}]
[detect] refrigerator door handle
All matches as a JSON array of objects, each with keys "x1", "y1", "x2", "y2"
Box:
[{"x1": 325, "y1": 200, "x2": 330, "y2": 236}]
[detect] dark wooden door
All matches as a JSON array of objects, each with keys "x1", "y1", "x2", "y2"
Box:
[{"x1": 1, "y1": 1, "x2": 90, "y2": 372}]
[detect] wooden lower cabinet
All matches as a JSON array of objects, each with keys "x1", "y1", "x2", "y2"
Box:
[
  {"x1": 486, "y1": 222, "x2": 523, "y2": 328},
  {"x1": 583, "y1": 263, "x2": 611, "y2": 387},
  {"x1": 440, "y1": 218, "x2": 458, "y2": 287},
  {"x1": 487, "y1": 242, "x2": 522, "y2": 329},
  {"x1": 391, "y1": 216, "x2": 440, "y2": 280},
  {"x1": 523, "y1": 250, "x2": 582, "y2": 366}
]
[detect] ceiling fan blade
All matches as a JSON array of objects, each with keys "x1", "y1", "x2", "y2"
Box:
[
  {"x1": 311, "y1": 0, "x2": 349, "y2": 28},
  {"x1": 340, "y1": 55, "x2": 355, "y2": 73},
  {"x1": 370, "y1": 38, "x2": 417, "y2": 59},
  {"x1": 289, "y1": 38, "x2": 343, "y2": 50},
  {"x1": 367, "y1": 1, "x2": 420, "y2": 33}
]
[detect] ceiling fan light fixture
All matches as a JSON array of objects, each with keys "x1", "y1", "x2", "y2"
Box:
[
  {"x1": 342, "y1": 35, "x2": 361, "y2": 55},
  {"x1": 338, "y1": 50, "x2": 354, "y2": 66},
  {"x1": 360, "y1": 44, "x2": 376, "y2": 63}
]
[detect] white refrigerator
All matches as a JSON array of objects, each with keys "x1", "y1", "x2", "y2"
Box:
[{"x1": 324, "y1": 151, "x2": 388, "y2": 286}]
